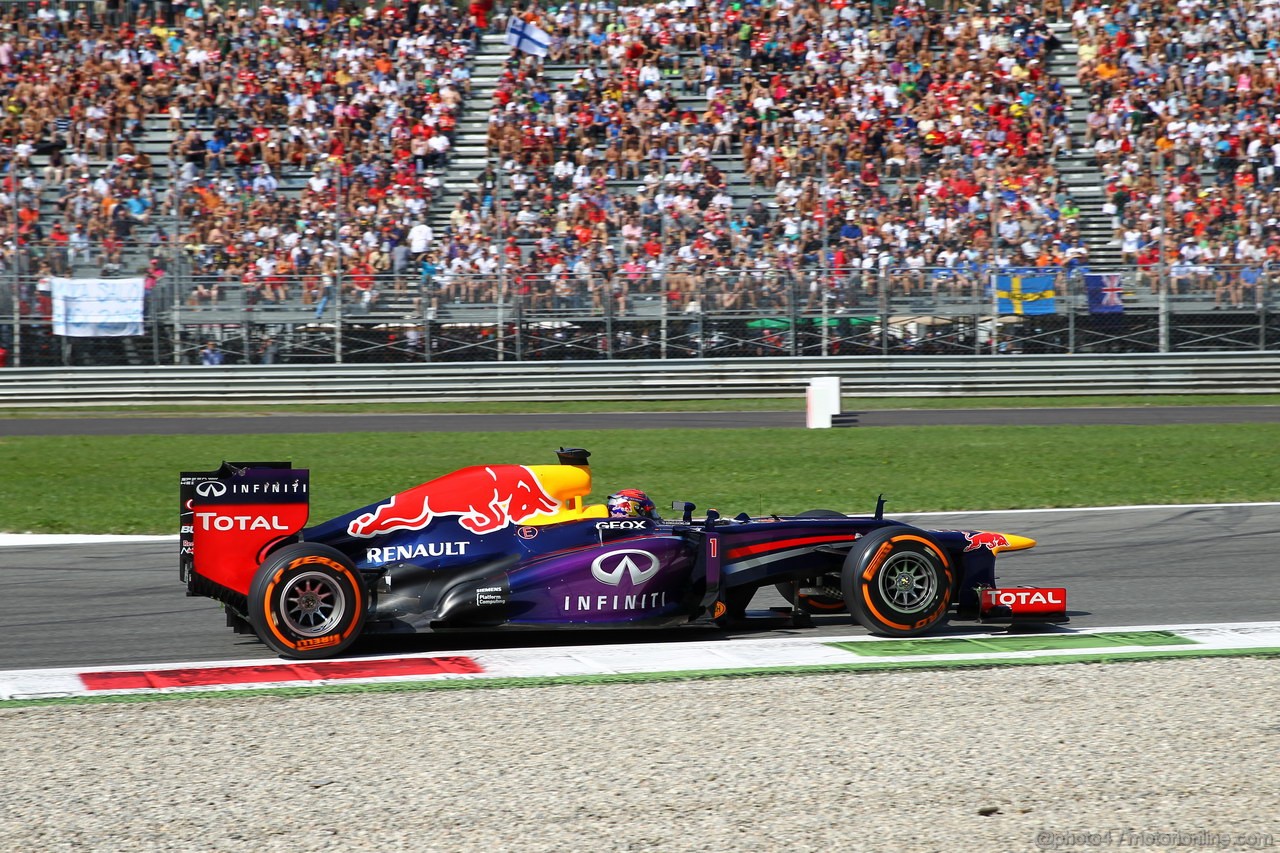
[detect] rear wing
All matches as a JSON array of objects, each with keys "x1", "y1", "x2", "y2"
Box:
[{"x1": 180, "y1": 462, "x2": 310, "y2": 598}]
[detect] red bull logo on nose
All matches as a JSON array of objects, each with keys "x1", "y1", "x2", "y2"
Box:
[
  {"x1": 963, "y1": 531, "x2": 1010, "y2": 552},
  {"x1": 347, "y1": 465, "x2": 561, "y2": 537}
]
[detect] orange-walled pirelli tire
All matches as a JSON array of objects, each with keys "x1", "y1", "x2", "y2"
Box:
[
  {"x1": 248, "y1": 543, "x2": 368, "y2": 659},
  {"x1": 841, "y1": 527, "x2": 954, "y2": 637}
]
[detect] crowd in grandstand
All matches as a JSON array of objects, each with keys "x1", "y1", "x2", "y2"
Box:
[
  {"x1": 0, "y1": 0, "x2": 1275, "y2": 321},
  {"x1": 2, "y1": 0, "x2": 477, "y2": 313},
  {"x1": 1074, "y1": 0, "x2": 1279, "y2": 307},
  {"x1": 469, "y1": 0, "x2": 1093, "y2": 314}
]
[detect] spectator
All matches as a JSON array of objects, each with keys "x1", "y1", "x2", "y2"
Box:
[
  {"x1": 257, "y1": 337, "x2": 279, "y2": 365},
  {"x1": 10, "y1": 0, "x2": 1266, "y2": 349},
  {"x1": 3, "y1": 0, "x2": 476, "y2": 314},
  {"x1": 199, "y1": 340, "x2": 223, "y2": 365}
]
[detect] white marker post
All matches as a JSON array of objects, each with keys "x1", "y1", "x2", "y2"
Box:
[{"x1": 805, "y1": 376, "x2": 842, "y2": 429}]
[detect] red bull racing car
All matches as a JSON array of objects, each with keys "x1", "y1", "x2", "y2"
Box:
[{"x1": 180, "y1": 448, "x2": 1066, "y2": 659}]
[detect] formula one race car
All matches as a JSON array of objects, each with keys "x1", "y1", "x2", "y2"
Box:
[{"x1": 180, "y1": 449, "x2": 1067, "y2": 659}]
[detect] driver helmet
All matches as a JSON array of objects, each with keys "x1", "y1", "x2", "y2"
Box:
[{"x1": 607, "y1": 489, "x2": 658, "y2": 520}]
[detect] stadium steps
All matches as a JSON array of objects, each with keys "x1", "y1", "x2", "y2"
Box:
[
  {"x1": 1046, "y1": 22, "x2": 1121, "y2": 268},
  {"x1": 426, "y1": 32, "x2": 512, "y2": 234}
]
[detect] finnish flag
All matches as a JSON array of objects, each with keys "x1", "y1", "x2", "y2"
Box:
[{"x1": 505, "y1": 15, "x2": 550, "y2": 58}]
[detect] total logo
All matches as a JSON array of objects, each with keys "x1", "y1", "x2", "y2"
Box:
[
  {"x1": 195, "y1": 513, "x2": 291, "y2": 531},
  {"x1": 982, "y1": 589, "x2": 1064, "y2": 606},
  {"x1": 591, "y1": 549, "x2": 661, "y2": 586}
]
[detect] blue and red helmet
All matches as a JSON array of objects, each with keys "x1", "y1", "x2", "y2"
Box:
[{"x1": 607, "y1": 489, "x2": 658, "y2": 520}]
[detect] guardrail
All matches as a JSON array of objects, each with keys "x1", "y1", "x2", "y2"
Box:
[{"x1": 3, "y1": 353, "x2": 1280, "y2": 408}]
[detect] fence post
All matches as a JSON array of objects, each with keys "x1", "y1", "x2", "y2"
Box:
[
  {"x1": 1067, "y1": 269, "x2": 1076, "y2": 354},
  {"x1": 879, "y1": 265, "x2": 890, "y2": 356},
  {"x1": 659, "y1": 279, "x2": 668, "y2": 360},
  {"x1": 1260, "y1": 270, "x2": 1267, "y2": 352},
  {"x1": 496, "y1": 274, "x2": 506, "y2": 362},
  {"x1": 604, "y1": 275, "x2": 614, "y2": 360},
  {"x1": 1158, "y1": 278, "x2": 1170, "y2": 353},
  {"x1": 989, "y1": 269, "x2": 999, "y2": 355},
  {"x1": 9, "y1": 180, "x2": 22, "y2": 367},
  {"x1": 334, "y1": 168, "x2": 344, "y2": 365},
  {"x1": 697, "y1": 280, "x2": 707, "y2": 359},
  {"x1": 423, "y1": 270, "x2": 435, "y2": 363},
  {"x1": 8, "y1": 254, "x2": 18, "y2": 368},
  {"x1": 171, "y1": 171, "x2": 183, "y2": 365},
  {"x1": 513, "y1": 292, "x2": 523, "y2": 362},
  {"x1": 171, "y1": 276, "x2": 183, "y2": 365},
  {"x1": 424, "y1": 308, "x2": 433, "y2": 363},
  {"x1": 242, "y1": 290, "x2": 254, "y2": 365},
  {"x1": 820, "y1": 276, "x2": 829, "y2": 357},
  {"x1": 151, "y1": 282, "x2": 161, "y2": 365}
]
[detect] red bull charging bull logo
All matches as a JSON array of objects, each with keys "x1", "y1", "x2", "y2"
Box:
[
  {"x1": 963, "y1": 531, "x2": 1010, "y2": 552},
  {"x1": 347, "y1": 465, "x2": 560, "y2": 537}
]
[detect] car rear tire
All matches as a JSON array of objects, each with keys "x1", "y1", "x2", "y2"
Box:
[
  {"x1": 775, "y1": 509, "x2": 849, "y2": 613},
  {"x1": 796, "y1": 509, "x2": 847, "y2": 518},
  {"x1": 841, "y1": 527, "x2": 953, "y2": 636},
  {"x1": 248, "y1": 543, "x2": 367, "y2": 659}
]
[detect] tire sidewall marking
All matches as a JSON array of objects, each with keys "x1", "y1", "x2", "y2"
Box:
[
  {"x1": 857, "y1": 534, "x2": 954, "y2": 632},
  {"x1": 263, "y1": 555, "x2": 362, "y2": 650}
]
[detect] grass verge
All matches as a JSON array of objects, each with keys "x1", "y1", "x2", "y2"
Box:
[{"x1": 2, "y1": 423, "x2": 1278, "y2": 534}]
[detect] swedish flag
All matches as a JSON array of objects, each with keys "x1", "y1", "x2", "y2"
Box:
[{"x1": 995, "y1": 274, "x2": 1057, "y2": 316}]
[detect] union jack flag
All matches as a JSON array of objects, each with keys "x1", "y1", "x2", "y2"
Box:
[{"x1": 1085, "y1": 274, "x2": 1125, "y2": 314}]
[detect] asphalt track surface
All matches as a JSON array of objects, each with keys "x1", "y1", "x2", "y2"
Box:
[
  {"x1": 2, "y1": 404, "x2": 1280, "y2": 436},
  {"x1": 3, "y1": 504, "x2": 1278, "y2": 671}
]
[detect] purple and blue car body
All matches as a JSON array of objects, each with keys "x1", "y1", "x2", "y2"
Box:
[{"x1": 181, "y1": 448, "x2": 1065, "y2": 659}]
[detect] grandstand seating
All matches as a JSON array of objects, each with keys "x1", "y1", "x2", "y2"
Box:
[{"x1": 4, "y1": 0, "x2": 1275, "y2": 346}]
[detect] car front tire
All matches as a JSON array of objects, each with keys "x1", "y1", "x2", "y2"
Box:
[{"x1": 841, "y1": 527, "x2": 953, "y2": 636}]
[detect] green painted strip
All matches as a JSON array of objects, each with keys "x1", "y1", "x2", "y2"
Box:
[
  {"x1": 1, "y1": 645, "x2": 1276, "y2": 708},
  {"x1": 828, "y1": 630, "x2": 1193, "y2": 657}
]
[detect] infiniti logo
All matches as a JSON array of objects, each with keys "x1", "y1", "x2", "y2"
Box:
[
  {"x1": 591, "y1": 549, "x2": 661, "y2": 586},
  {"x1": 195, "y1": 481, "x2": 227, "y2": 497}
]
